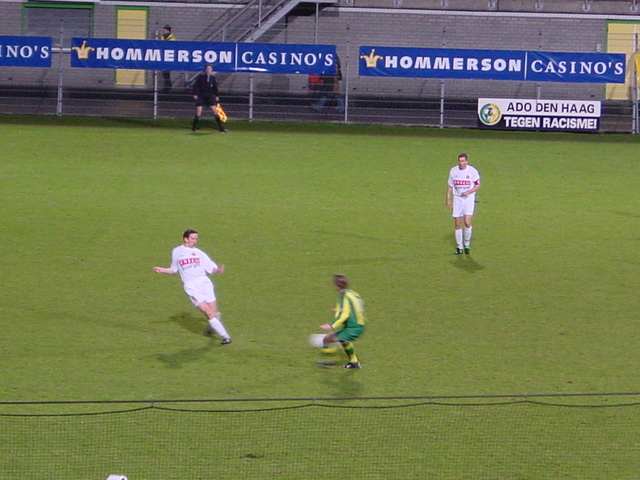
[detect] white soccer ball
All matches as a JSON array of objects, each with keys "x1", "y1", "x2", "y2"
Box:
[{"x1": 308, "y1": 333, "x2": 325, "y2": 348}]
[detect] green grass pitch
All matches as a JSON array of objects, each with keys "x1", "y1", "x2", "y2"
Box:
[{"x1": 1, "y1": 116, "x2": 639, "y2": 479}]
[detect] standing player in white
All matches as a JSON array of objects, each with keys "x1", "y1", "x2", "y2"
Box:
[
  {"x1": 153, "y1": 229, "x2": 232, "y2": 344},
  {"x1": 446, "y1": 153, "x2": 481, "y2": 255}
]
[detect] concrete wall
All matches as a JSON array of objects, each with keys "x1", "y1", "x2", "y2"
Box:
[
  {"x1": 346, "y1": 0, "x2": 640, "y2": 15},
  {"x1": 0, "y1": 0, "x2": 621, "y2": 101},
  {"x1": 258, "y1": 9, "x2": 607, "y2": 99},
  {"x1": 0, "y1": 1, "x2": 230, "y2": 88}
]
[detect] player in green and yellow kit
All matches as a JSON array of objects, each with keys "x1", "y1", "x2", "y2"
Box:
[{"x1": 320, "y1": 274, "x2": 365, "y2": 369}]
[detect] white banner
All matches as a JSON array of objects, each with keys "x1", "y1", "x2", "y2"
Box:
[{"x1": 478, "y1": 98, "x2": 601, "y2": 132}]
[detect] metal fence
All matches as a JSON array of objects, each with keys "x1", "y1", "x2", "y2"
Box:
[{"x1": 1, "y1": 4, "x2": 639, "y2": 132}]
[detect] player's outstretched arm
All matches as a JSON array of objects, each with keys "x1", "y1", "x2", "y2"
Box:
[
  {"x1": 206, "y1": 263, "x2": 224, "y2": 275},
  {"x1": 153, "y1": 266, "x2": 174, "y2": 275}
]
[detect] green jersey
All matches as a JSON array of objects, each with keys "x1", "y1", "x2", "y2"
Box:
[{"x1": 332, "y1": 289, "x2": 366, "y2": 331}]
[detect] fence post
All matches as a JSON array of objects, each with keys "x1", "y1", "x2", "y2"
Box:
[
  {"x1": 633, "y1": 32, "x2": 638, "y2": 134},
  {"x1": 153, "y1": 70, "x2": 158, "y2": 120},
  {"x1": 439, "y1": 80, "x2": 445, "y2": 128},
  {"x1": 344, "y1": 45, "x2": 350, "y2": 124},
  {"x1": 249, "y1": 74, "x2": 254, "y2": 121},
  {"x1": 56, "y1": 23, "x2": 64, "y2": 117},
  {"x1": 152, "y1": 29, "x2": 159, "y2": 120}
]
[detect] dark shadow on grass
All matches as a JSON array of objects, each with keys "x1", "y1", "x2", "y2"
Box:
[
  {"x1": 450, "y1": 255, "x2": 485, "y2": 273},
  {"x1": 315, "y1": 350, "x2": 365, "y2": 396},
  {"x1": 169, "y1": 312, "x2": 206, "y2": 336},
  {"x1": 2, "y1": 114, "x2": 637, "y2": 143},
  {"x1": 611, "y1": 210, "x2": 640, "y2": 219},
  {"x1": 319, "y1": 367, "x2": 365, "y2": 397},
  {"x1": 155, "y1": 344, "x2": 214, "y2": 369},
  {"x1": 189, "y1": 126, "x2": 227, "y2": 136}
]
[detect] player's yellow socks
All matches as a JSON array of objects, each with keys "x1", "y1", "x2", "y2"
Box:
[{"x1": 342, "y1": 341, "x2": 358, "y2": 363}]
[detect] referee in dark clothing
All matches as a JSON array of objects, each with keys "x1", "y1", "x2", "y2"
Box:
[{"x1": 192, "y1": 64, "x2": 226, "y2": 133}]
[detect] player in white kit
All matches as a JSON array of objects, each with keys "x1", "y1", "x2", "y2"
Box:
[
  {"x1": 446, "y1": 153, "x2": 481, "y2": 255},
  {"x1": 153, "y1": 229, "x2": 232, "y2": 344}
]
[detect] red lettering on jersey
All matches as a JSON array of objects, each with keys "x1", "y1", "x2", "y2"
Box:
[
  {"x1": 453, "y1": 179, "x2": 472, "y2": 186},
  {"x1": 178, "y1": 257, "x2": 201, "y2": 267}
]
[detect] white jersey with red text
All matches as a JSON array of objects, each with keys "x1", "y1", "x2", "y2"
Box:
[
  {"x1": 169, "y1": 245, "x2": 218, "y2": 286},
  {"x1": 448, "y1": 165, "x2": 480, "y2": 198}
]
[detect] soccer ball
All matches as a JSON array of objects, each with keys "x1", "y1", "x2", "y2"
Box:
[{"x1": 308, "y1": 333, "x2": 325, "y2": 348}]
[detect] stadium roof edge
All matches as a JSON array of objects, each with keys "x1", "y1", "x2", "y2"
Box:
[{"x1": 328, "y1": 6, "x2": 640, "y2": 20}]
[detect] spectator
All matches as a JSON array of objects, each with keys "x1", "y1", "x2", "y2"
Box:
[
  {"x1": 311, "y1": 56, "x2": 344, "y2": 114},
  {"x1": 160, "y1": 25, "x2": 176, "y2": 93}
]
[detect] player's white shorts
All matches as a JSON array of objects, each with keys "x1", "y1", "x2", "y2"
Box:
[
  {"x1": 452, "y1": 195, "x2": 476, "y2": 218},
  {"x1": 183, "y1": 277, "x2": 216, "y2": 306}
]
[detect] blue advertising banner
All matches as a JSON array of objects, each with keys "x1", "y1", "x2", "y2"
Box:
[
  {"x1": 359, "y1": 46, "x2": 625, "y2": 83},
  {"x1": 71, "y1": 38, "x2": 235, "y2": 71},
  {"x1": 360, "y1": 46, "x2": 525, "y2": 81},
  {"x1": 0, "y1": 36, "x2": 51, "y2": 68},
  {"x1": 71, "y1": 38, "x2": 337, "y2": 74},
  {"x1": 234, "y1": 42, "x2": 336, "y2": 74},
  {"x1": 526, "y1": 51, "x2": 625, "y2": 83}
]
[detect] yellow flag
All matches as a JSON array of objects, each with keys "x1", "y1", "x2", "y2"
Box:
[{"x1": 214, "y1": 104, "x2": 228, "y2": 123}]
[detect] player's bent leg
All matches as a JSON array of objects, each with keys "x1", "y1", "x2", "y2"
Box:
[
  {"x1": 318, "y1": 332, "x2": 338, "y2": 355},
  {"x1": 197, "y1": 302, "x2": 214, "y2": 335},
  {"x1": 194, "y1": 301, "x2": 210, "y2": 317},
  {"x1": 323, "y1": 332, "x2": 337, "y2": 346},
  {"x1": 337, "y1": 327, "x2": 363, "y2": 368},
  {"x1": 202, "y1": 301, "x2": 231, "y2": 344},
  {"x1": 207, "y1": 300, "x2": 219, "y2": 318},
  {"x1": 314, "y1": 332, "x2": 340, "y2": 367},
  {"x1": 340, "y1": 341, "x2": 361, "y2": 368}
]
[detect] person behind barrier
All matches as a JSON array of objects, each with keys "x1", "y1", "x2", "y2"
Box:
[
  {"x1": 160, "y1": 25, "x2": 176, "y2": 93},
  {"x1": 312, "y1": 56, "x2": 344, "y2": 114}
]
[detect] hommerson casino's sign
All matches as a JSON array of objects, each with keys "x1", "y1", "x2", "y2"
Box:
[
  {"x1": 0, "y1": 36, "x2": 51, "y2": 67},
  {"x1": 359, "y1": 46, "x2": 625, "y2": 83},
  {"x1": 70, "y1": 38, "x2": 337, "y2": 75}
]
